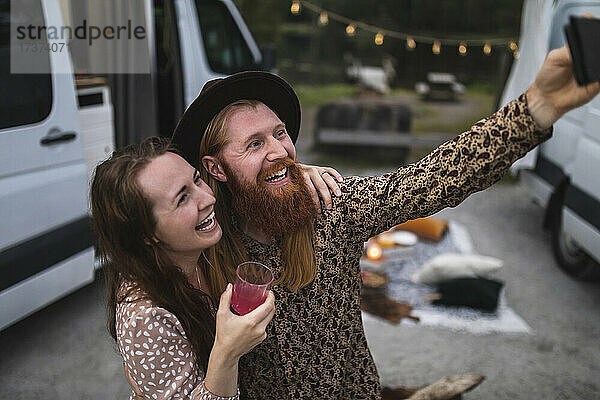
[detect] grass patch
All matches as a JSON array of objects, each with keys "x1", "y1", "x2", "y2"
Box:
[
  {"x1": 466, "y1": 82, "x2": 497, "y2": 96},
  {"x1": 413, "y1": 118, "x2": 480, "y2": 135},
  {"x1": 295, "y1": 84, "x2": 357, "y2": 109},
  {"x1": 412, "y1": 90, "x2": 495, "y2": 134},
  {"x1": 387, "y1": 87, "x2": 415, "y2": 96},
  {"x1": 306, "y1": 151, "x2": 402, "y2": 172},
  {"x1": 411, "y1": 103, "x2": 439, "y2": 119}
]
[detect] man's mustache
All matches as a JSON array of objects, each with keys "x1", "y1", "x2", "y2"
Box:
[{"x1": 256, "y1": 157, "x2": 296, "y2": 185}]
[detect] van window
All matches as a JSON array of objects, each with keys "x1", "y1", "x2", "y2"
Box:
[
  {"x1": 154, "y1": 0, "x2": 184, "y2": 138},
  {"x1": 194, "y1": 0, "x2": 258, "y2": 74},
  {"x1": 0, "y1": 0, "x2": 52, "y2": 130}
]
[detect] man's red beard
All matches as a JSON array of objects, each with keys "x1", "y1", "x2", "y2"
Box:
[{"x1": 223, "y1": 158, "x2": 317, "y2": 238}]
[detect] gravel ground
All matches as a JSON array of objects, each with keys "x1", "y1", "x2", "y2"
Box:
[{"x1": 364, "y1": 181, "x2": 600, "y2": 400}]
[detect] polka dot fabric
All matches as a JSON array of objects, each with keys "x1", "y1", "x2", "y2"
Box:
[{"x1": 116, "y1": 284, "x2": 239, "y2": 400}]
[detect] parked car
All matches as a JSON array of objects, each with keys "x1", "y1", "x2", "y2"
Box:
[{"x1": 415, "y1": 72, "x2": 465, "y2": 101}]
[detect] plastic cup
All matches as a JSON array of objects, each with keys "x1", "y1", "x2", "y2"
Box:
[{"x1": 230, "y1": 262, "x2": 273, "y2": 315}]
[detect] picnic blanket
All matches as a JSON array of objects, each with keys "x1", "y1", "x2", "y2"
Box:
[{"x1": 361, "y1": 221, "x2": 532, "y2": 334}]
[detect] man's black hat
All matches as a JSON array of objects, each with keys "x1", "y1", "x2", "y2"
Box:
[{"x1": 171, "y1": 71, "x2": 301, "y2": 168}]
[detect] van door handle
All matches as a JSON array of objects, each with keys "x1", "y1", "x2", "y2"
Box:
[{"x1": 40, "y1": 131, "x2": 77, "y2": 145}]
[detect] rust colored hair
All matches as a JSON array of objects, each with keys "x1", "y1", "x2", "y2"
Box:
[
  {"x1": 90, "y1": 137, "x2": 215, "y2": 371},
  {"x1": 197, "y1": 100, "x2": 316, "y2": 295}
]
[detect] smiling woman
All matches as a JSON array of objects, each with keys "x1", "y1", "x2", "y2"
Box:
[{"x1": 90, "y1": 137, "x2": 275, "y2": 399}]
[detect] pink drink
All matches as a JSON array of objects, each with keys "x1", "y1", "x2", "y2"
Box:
[
  {"x1": 231, "y1": 284, "x2": 268, "y2": 315},
  {"x1": 231, "y1": 262, "x2": 273, "y2": 315}
]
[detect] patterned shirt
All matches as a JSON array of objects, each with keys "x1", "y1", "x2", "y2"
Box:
[
  {"x1": 116, "y1": 284, "x2": 240, "y2": 400},
  {"x1": 237, "y1": 94, "x2": 552, "y2": 399}
]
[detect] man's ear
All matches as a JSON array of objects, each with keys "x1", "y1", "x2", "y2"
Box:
[{"x1": 202, "y1": 155, "x2": 228, "y2": 182}]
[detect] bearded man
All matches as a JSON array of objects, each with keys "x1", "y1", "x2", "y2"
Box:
[{"x1": 171, "y1": 46, "x2": 600, "y2": 399}]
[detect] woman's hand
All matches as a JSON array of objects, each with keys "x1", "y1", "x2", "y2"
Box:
[
  {"x1": 527, "y1": 40, "x2": 600, "y2": 129},
  {"x1": 213, "y1": 283, "x2": 275, "y2": 363},
  {"x1": 204, "y1": 284, "x2": 275, "y2": 397},
  {"x1": 297, "y1": 163, "x2": 344, "y2": 213}
]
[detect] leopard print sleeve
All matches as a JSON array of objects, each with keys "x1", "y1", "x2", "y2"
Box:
[{"x1": 337, "y1": 93, "x2": 553, "y2": 243}]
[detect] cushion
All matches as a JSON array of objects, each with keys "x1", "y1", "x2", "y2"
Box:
[
  {"x1": 411, "y1": 253, "x2": 503, "y2": 285},
  {"x1": 433, "y1": 278, "x2": 504, "y2": 312}
]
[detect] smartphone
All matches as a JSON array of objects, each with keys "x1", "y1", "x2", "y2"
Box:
[{"x1": 564, "y1": 16, "x2": 600, "y2": 86}]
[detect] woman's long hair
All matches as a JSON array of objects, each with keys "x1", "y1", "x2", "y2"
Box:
[
  {"x1": 198, "y1": 100, "x2": 316, "y2": 296},
  {"x1": 90, "y1": 137, "x2": 215, "y2": 371}
]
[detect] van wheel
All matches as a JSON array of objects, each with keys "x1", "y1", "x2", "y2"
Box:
[{"x1": 551, "y1": 207, "x2": 599, "y2": 280}]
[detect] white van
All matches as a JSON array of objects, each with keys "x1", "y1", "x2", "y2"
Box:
[
  {"x1": 0, "y1": 0, "x2": 264, "y2": 330},
  {"x1": 501, "y1": 0, "x2": 600, "y2": 279}
]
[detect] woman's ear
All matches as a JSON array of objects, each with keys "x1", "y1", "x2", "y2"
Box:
[{"x1": 202, "y1": 156, "x2": 228, "y2": 182}]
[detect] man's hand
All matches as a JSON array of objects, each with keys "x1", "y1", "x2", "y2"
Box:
[{"x1": 527, "y1": 45, "x2": 600, "y2": 130}]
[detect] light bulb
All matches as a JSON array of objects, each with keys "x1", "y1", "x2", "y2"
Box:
[
  {"x1": 319, "y1": 11, "x2": 329, "y2": 26},
  {"x1": 291, "y1": 1, "x2": 300, "y2": 15}
]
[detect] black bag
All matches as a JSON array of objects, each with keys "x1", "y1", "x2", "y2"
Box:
[{"x1": 433, "y1": 277, "x2": 503, "y2": 312}]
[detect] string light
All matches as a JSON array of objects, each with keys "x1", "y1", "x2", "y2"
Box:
[
  {"x1": 345, "y1": 24, "x2": 356, "y2": 36},
  {"x1": 319, "y1": 11, "x2": 329, "y2": 26},
  {"x1": 291, "y1": 1, "x2": 300, "y2": 15},
  {"x1": 293, "y1": 1, "x2": 519, "y2": 55}
]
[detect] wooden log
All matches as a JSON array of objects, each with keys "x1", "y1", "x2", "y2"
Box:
[
  {"x1": 382, "y1": 386, "x2": 419, "y2": 400},
  {"x1": 407, "y1": 374, "x2": 485, "y2": 400}
]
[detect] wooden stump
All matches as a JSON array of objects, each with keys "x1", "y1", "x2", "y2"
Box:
[{"x1": 382, "y1": 374, "x2": 485, "y2": 400}]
